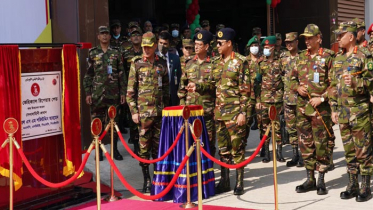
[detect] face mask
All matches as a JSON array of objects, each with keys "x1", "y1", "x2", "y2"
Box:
[
  {"x1": 158, "y1": 45, "x2": 169, "y2": 54},
  {"x1": 128, "y1": 32, "x2": 131, "y2": 37},
  {"x1": 263, "y1": 48, "x2": 272, "y2": 57},
  {"x1": 250, "y1": 46, "x2": 259, "y2": 55},
  {"x1": 113, "y1": 34, "x2": 120, "y2": 39},
  {"x1": 172, "y1": 30, "x2": 179, "y2": 38}
]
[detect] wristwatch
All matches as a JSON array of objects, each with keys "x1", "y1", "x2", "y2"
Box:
[{"x1": 320, "y1": 96, "x2": 325, "y2": 102}]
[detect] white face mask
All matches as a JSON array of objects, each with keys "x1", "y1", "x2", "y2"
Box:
[
  {"x1": 250, "y1": 46, "x2": 259, "y2": 55},
  {"x1": 263, "y1": 48, "x2": 272, "y2": 57}
]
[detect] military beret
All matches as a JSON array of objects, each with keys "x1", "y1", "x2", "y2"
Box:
[
  {"x1": 261, "y1": 36, "x2": 277, "y2": 46},
  {"x1": 300, "y1": 24, "x2": 321, "y2": 37},
  {"x1": 98, "y1": 26, "x2": 109, "y2": 33},
  {"x1": 285, "y1": 32, "x2": 298, "y2": 42},
  {"x1": 182, "y1": 39, "x2": 194, "y2": 47},
  {"x1": 275, "y1": 33, "x2": 282, "y2": 40},
  {"x1": 247, "y1": 36, "x2": 259, "y2": 47},
  {"x1": 194, "y1": 30, "x2": 213, "y2": 44},
  {"x1": 171, "y1": 23, "x2": 180, "y2": 29},
  {"x1": 333, "y1": 21, "x2": 357, "y2": 35},
  {"x1": 252, "y1": 27, "x2": 262, "y2": 35},
  {"x1": 216, "y1": 24, "x2": 225, "y2": 31},
  {"x1": 368, "y1": 23, "x2": 373, "y2": 35},
  {"x1": 110, "y1": 19, "x2": 121, "y2": 27},
  {"x1": 141, "y1": 32, "x2": 156, "y2": 47},
  {"x1": 217, "y1": 28, "x2": 236, "y2": 41},
  {"x1": 201, "y1": 20, "x2": 210, "y2": 27},
  {"x1": 131, "y1": 26, "x2": 143, "y2": 35},
  {"x1": 352, "y1": 18, "x2": 365, "y2": 29},
  {"x1": 128, "y1": 21, "x2": 139, "y2": 28}
]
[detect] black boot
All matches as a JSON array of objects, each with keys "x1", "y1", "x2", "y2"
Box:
[
  {"x1": 113, "y1": 138, "x2": 123, "y2": 160},
  {"x1": 260, "y1": 143, "x2": 266, "y2": 157},
  {"x1": 296, "y1": 169, "x2": 316, "y2": 193},
  {"x1": 356, "y1": 175, "x2": 372, "y2": 202},
  {"x1": 340, "y1": 173, "x2": 359, "y2": 199},
  {"x1": 286, "y1": 146, "x2": 299, "y2": 167},
  {"x1": 262, "y1": 142, "x2": 271, "y2": 163},
  {"x1": 327, "y1": 149, "x2": 335, "y2": 171},
  {"x1": 316, "y1": 172, "x2": 328, "y2": 195},
  {"x1": 233, "y1": 167, "x2": 244, "y2": 195},
  {"x1": 251, "y1": 117, "x2": 258, "y2": 130},
  {"x1": 297, "y1": 152, "x2": 305, "y2": 167},
  {"x1": 216, "y1": 157, "x2": 231, "y2": 194},
  {"x1": 141, "y1": 165, "x2": 151, "y2": 193},
  {"x1": 276, "y1": 143, "x2": 285, "y2": 162}
]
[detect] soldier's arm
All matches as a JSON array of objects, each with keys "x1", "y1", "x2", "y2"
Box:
[
  {"x1": 255, "y1": 63, "x2": 263, "y2": 104},
  {"x1": 83, "y1": 51, "x2": 94, "y2": 96},
  {"x1": 322, "y1": 55, "x2": 334, "y2": 101},
  {"x1": 239, "y1": 60, "x2": 250, "y2": 116},
  {"x1": 250, "y1": 63, "x2": 258, "y2": 106},
  {"x1": 163, "y1": 67, "x2": 170, "y2": 107},
  {"x1": 117, "y1": 51, "x2": 126, "y2": 96},
  {"x1": 126, "y1": 62, "x2": 138, "y2": 114},
  {"x1": 178, "y1": 64, "x2": 188, "y2": 105},
  {"x1": 328, "y1": 58, "x2": 338, "y2": 112}
]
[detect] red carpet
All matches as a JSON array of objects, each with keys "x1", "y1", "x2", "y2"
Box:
[{"x1": 68, "y1": 198, "x2": 257, "y2": 210}]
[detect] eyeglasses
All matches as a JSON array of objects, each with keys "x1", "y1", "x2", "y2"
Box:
[
  {"x1": 131, "y1": 33, "x2": 141, "y2": 37},
  {"x1": 217, "y1": 41, "x2": 226, "y2": 46},
  {"x1": 185, "y1": 47, "x2": 193, "y2": 50}
]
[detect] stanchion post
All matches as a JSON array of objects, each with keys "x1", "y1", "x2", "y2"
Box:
[
  {"x1": 105, "y1": 106, "x2": 120, "y2": 202},
  {"x1": 268, "y1": 106, "x2": 279, "y2": 210},
  {"x1": 180, "y1": 106, "x2": 196, "y2": 209},
  {"x1": 91, "y1": 118, "x2": 103, "y2": 210},
  {"x1": 3, "y1": 118, "x2": 19, "y2": 210},
  {"x1": 193, "y1": 119, "x2": 204, "y2": 210}
]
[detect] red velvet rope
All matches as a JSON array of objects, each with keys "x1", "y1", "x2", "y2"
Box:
[
  {"x1": 98, "y1": 128, "x2": 108, "y2": 141},
  {"x1": 191, "y1": 131, "x2": 268, "y2": 169},
  {"x1": 104, "y1": 149, "x2": 191, "y2": 200},
  {"x1": 116, "y1": 125, "x2": 184, "y2": 164},
  {"x1": 17, "y1": 147, "x2": 92, "y2": 188}
]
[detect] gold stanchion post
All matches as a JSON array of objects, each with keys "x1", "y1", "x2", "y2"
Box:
[
  {"x1": 3, "y1": 118, "x2": 19, "y2": 210},
  {"x1": 105, "y1": 106, "x2": 120, "y2": 202},
  {"x1": 268, "y1": 106, "x2": 279, "y2": 210},
  {"x1": 192, "y1": 119, "x2": 204, "y2": 210},
  {"x1": 91, "y1": 118, "x2": 103, "y2": 210},
  {"x1": 180, "y1": 106, "x2": 196, "y2": 208}
]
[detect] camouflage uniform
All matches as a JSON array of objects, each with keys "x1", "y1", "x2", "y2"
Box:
[
  {"x1": 246, "y1": 55, "x2": 261, "y2": 140},
  {"x1": 178, "y1": 55, "x2": 216, "y2": 156}
]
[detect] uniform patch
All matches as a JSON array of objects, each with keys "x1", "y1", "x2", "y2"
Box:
[
  {"x1": 368, "y1": 62, "x2": 373, "y2": 70},
  {"x1": 298, "y1": 61, "x2": 307, "y2": 65},
  {"x1": 140, "y1": 67, "x2": 149, "y2": 72},
  {"x1": 187, "y1": 68, "x2": 196, "y2": 73}
]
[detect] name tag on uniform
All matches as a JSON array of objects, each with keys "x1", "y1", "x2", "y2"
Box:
[
  {"x1": 107, "y1": 65, "x2": 112, "y2": 74},
  {"x1": 187, "y1": 68, "x2": 196, "y2": 73},
  {"x1": 313, "y1": 72, "x2": 319, "y2": 83},
  {"x1": 140, "y1": 67, "x2": 148, "y2": 72},
  {"x1": 299, "y1": 61, "x2": 307, "y2": 65}
]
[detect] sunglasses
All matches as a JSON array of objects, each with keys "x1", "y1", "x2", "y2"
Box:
[
  {"x1": 185, "y1": 47, "x2": 193, "y2": 50},
  {"x1": 217, "y1": 41, "x2": 226, "y2": 46}
]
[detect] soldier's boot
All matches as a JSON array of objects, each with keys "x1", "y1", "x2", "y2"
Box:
[
  {"x1": 141, "y1": 165, "x2": 151, "y2": 193},
  {"x1": 262, "y1": 142, "x2": 271, "y2": 163},
  {"x1": 260, "y1": 143, "x2": 266, "y2": 157},
  {"x1": 233, "y1": 167, "x2": 244, "y2": 195},
  {"x1": 356, "y1": 175, "x2": 372, "y2": 202},
  {"x1": 316, "y1": 172, "x2": 328, "y2": 195},
  {"x1": 296, "y1": 169, "x2": 317, "y2": 193},
  {"x1": 113, "y1": 138, "x2": 123, "y2": 161},
  {"x1": 251, "y1": 117, "x2": 258, "y2": 130},
  {"x1": 276, "y1": 143, "x2": 285, "y2": 162},
  {"x1": 286, "y1": 146, "x2": 299, "y2": 167},
  {"x1": 216, "y1": 157, "x2": 231, "y2": 194},
  {"x1": 131, "y1": 132, "x2": 140, "y2": 156},
  {"x1": 297, "y1": 151, "x2": 305, "y2": 167},
  {"x1": 340, "y1": 173, "x2": 359, "y2": 199},
  {"x1": 327, "y1": 149, "x2": 335, "y2": 171}
]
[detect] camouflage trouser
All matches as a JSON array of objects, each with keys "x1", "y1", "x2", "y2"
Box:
[
  {"x1": 91, "y1": 104, "x2": 120, "y2": 141},
  {"x1": 205, "y1": 115, "x2": 216, "y2": 157},
  {"x1": 257, "y1": 102, "x2": 282, "y2": 143},
  {"x1": 339, "y1": 110, "x2": 373, "y2": 175},
  {"x1": 284, "y1": 104, "x2": 297, "y2": 147},
  {"x1": 217, "y1": 119, "x2": 246, "y2": 164},
  {"x1": 297, "y1": 111, "x2": 332, "y2": 173},
  {"x1": 138, "y1": 116, "x2": 162, "y2": 166}
]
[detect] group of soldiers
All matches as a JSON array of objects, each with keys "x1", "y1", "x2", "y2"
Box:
[{"x1": 83, "y1": 17, "x2": 373, "y2": 202}]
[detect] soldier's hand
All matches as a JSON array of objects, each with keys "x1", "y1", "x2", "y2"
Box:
[
  {"x1": 120, "y1": 95, "x2": 126, "y2": 104},
  {"x1": 236, "y1": 114, "x2": 245, "y2": 126},
  {"x1": 86, "y1": 96, "x2": 92, "y2": 105},
  {"x1": 297, "y1": 86, "x2": 308, "y2": 97},
  {"x1": 331, "y1": 112, "x2": 339, "y2": 124},
  {"x1": 309, "y1": 97, "x2": 322, "y2": 108},
  {"x1": 370, "y1": 95, "x2": 373, "y2": 103},
  {"x1": 256, "y1": 103, "x2": 262, "y2": 110},
  {"x1": 343, "y1": 74, "x2": 352, "y2": 86},
  {"x1": 132, "y1": 113, "x2": 140, "y2": 124},
  {"x1": 186, "y1": 83, "x2": 196, "y2": 92}
]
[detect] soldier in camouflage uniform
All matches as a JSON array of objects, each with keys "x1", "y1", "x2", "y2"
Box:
[
  {"x1": 275, "y1": 33, "x2": 287, "y2": 59},
  {"x1": 281, "y1": 32, "x2": 303, "y2": 167},
  {"x1": 210, "y1": 28, "x2": 251, "y2": 195},
  {"x1": 126, "y1": 32, "x2": 170, "y2": 193},
  {"x1": 352, "y1": 18, "x2": 368, "y2": 48},
  {"x1": 330, "y1": 22, "x2": 373, "y2": 202},
  {"x1": 110, "y1": 20, "x2": 127, "y2": 48},
  {"x1": 255, "y1": 36, "x2": 284, "y2": 163},
  {"x1": 291, "y1": 24, "x2": 335, "y2": 195},
  {"x1": 179, "y1": 39, "x2": 194, "y2": 73},
  {"x1": 178, "y1": 30, "x2": 217, "y2": 156},
  {"x1": 170, "y1": 23, "x2": 182, "y2": 55},
  {"x1": 83, "y1": 26, "x2": 125, "y2": 161}
]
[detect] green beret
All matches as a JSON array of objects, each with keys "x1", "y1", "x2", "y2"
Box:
[
  {"x1": 261, "y1": 36, "x2": 277, "y2": 46},
  {"x1": 247, "y1": 36, "x2": 259, "y2": 47}
]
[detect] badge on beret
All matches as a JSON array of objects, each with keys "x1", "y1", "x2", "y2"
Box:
[
  {"x1": 265, "y1": 40, "x2": 269, "y2": 45},
  {"x1": 218, "y1": 31, "x2": 223, "y2": 38},
  {"x1": 197, "y1": 33, "x2": 203, "y2": 39},
  {"x1": 368, "y1": 62, "x2": 373, "y2": 70}
]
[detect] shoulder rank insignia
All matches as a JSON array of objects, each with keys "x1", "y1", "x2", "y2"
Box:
[{"x1": 368, "y1": 62, "x2": 373, "y2": 71}]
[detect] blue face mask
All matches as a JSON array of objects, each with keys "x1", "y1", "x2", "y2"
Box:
[
  {"x1": 263, "y1": 48, "x2": 272, "y2": 57},
  {"x1": 113, "y1": 34, "x2": 120, "y2": 39},
  {"x1": 172, "y1": 30, "x2": 179, "y2": 38}
]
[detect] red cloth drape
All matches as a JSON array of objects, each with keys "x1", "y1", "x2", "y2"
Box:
[
  {"x1": 62, "y1": 45, "x2": 82, "y2": 176},
  {"x1": 0, "y1": 45, "x2": 23, "y2": 190}
]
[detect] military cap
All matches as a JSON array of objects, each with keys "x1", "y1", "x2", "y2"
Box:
[
  {"x1": 131, "y1": 26, "x2": 143, "y2": 35},
  {"x1": 128, "y1": 21, "x2": 139, "y2": 28},
  {"x1": 368, "y1": 23, "x2": 373, "y2": 35},
  {"x1": 247, "y1": 36, "x2": 259, "y2": 47},
  {"x1": 98, "y1": 26, "x2": 109, "y2": 33},
  {"x1": 285, "y1": 32, "x2": 298, "y2": 42},
  {"x1": 333, "y1": 21, "x2": 357, "y2": 35},
  {"x1": 201, "y1": 20, "x2": 210, "y2": 27},
  {"x1": 171, "y1": 23, "x2": 180, "y2": 29},
  {"x1": 275, "y1": 33, "x2": 282, "y2": 40},
  {"x1": 141, "y1": 32, "x2": 156, "y2": 47},
  {"x1": 217, "y1": 28, "x2": 236, "y2": 41},
  {"x1": 194, "y1": 30, "x2": 213, "y2": 44},
  {"x1": 182, "y1": 39, "x2": 194, "y2": 47},
  {"x1": 110, "y1": 19, "x2": 121, "y2": 27},
  {"x1": 261, "y1": 36, "x2": 277, "y2": 46},
  {"x1": 252, "y1": 27, "x2": 262, "y2": 35},
  {"x1": 216, "y1": 24, "x2": 225, "y2": 31},
  {"x1": 352, "y1": 18, "x2": 365, "y2": 29},
  {"x1": 300, "y1": 24, "x2": 321, "y2": 37},
  {"x1": 181, "y1": 24, "x2": 190, "y2": 32}
]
